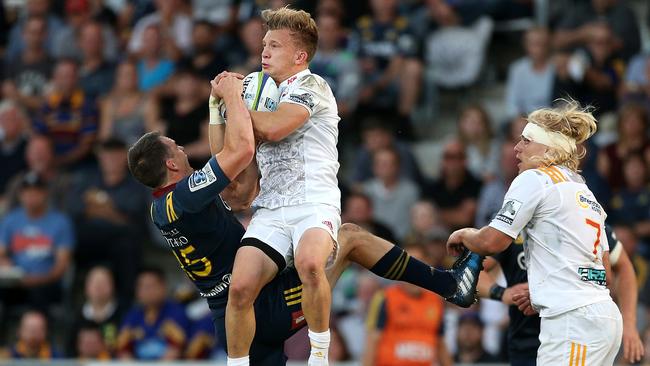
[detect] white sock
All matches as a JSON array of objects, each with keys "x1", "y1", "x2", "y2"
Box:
[
  {"x1": 227, "y1": 355, "x2": 249, "y2": 366},
  {"x1": 308, "y1": 329, "x2": 330, "y2": 364}
]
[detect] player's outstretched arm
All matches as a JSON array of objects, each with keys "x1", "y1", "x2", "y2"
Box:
[
  {"x1": 447, "y1": 226, "x2": 512, "y2": 256},
  {"x1": 211, "y1": 76, "x2": 255, "y2": 181}
]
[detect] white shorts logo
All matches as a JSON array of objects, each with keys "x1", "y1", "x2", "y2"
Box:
[
  {"x1": 496, "y1": 199, "x2": 522, "y2": 225},
  {"x1": 189, "y1": 162, "x2": 217, "y2": 192}
]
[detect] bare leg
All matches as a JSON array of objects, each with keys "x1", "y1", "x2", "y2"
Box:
[{"x1": 225, "y1": 246, "x2": 278, "y2": 359}]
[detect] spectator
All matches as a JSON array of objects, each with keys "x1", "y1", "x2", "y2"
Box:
[
  {"x1": 363, "y1": 147, "x2": 420, "y2": 240},
  {"x1": 597, "y1": 103, "x2": 650, "y2": 191},
  {"x1": 329, "y1": 324, "x2": 351, "y2": 362},
  {"x1": 454, "y1": 312, "x2": 500, "y2": 363},
  {"x1": 505, "y1": 27, "x2": 555, "y2": 119},
  {"x1": 403, "y1": 200, "x2": 445, "y2": 245},
  {"x1": 457, "y1": 104, "x2": 500, "y2": 181},
  {"x1": 2, "y1": 15, "x2": 53, "y2": 112},
  {"x1": 609, "y1": 155, "x2": 650, "y2": 239},
  {"x1": 116, "y1": 267, "x2": 190, "y2": 360},
  {"x1": 68, "y1": 265, "x2": 125, "y2": 357},
  {"x1": 98, "y1": 60, "x2": 147, "y2": 146},
  {"x1": 352, "y1": 117, "x2": 424, "y2": 186},
  {"x1": 65, "y1": 138, "x2": 148, "y2": 303},
  {"x1": 348, "y1": 0, "x2": 422, "y2": 132},
  {"x1": 424, "y1": 139, "x2": 482, "y2": 230},
  {"x1": 3, "y1": 135, "x2": 71, "y2": 212},
  {"x1": 77, "y1": 21, "x2": 117, "y2": 99},
  {"x1": 6, "y1": 0, "x2": 64, "y2": 61},
  {"x1": 185, "y1": 312, "x2": 220, "y2": 359},
  {"x1": 417, "y1": 0, "x2": 493, "y2": 89},
  {"x1": 128, "y1": 0, "x2": 192, "y2": 61},
  {"x1": 0, "y1": 101, "x2": 29, "y2": 196},
  {"x1": 77, "y1": 322, "x2": 112, "y2": 360},
  {"x1": 0, "y1": 173, "x2": 74, "y2": 314},
  {"x1": 311, "y1": 12, "x2": 361, "y2": 118},
  {"x1": 144, "y1": 70, "x2": 210, "y2": 168},
  {"x1": 3, "y1": 310, "x2": 62, "y2": 359},
  {"x1": 178, "y1": 21, "x2": 226, "y2": 81},
  {"x1": 475, "y1": 141, "x2": 519, "y2": 227},
  {"x1": 229, "y1": 17, "x2": 265, "y2": 75},
  {"x1": 623, "y1": 55, "x2": 650, "y2": 111},
  {"x1": 505, "y1": 115, "x2": 527, "y2": 145},
  {"x1": 553, "y1": 0, "x2": 640, "y2": 61},
  {"x1": 342, "y1": 192, "x2": 396, "y2": 243},
  {"x1": 52, "y1": 0, "x2": 119, "y2": 62},
  {"x1": 363, "y1": 241, "x2": 452, "y2": 366},
  {"x1": 135, "y1": 24, "x2": 176, "y2": 92},
  {"x1": 33, "y1": 59, "x2": 98, "y2": 171},
  {"x1": 192, "y1": 0, "x2": 237, "y2": 28}
]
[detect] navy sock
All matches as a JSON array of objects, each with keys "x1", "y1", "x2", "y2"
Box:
[{"x1": 369, "y1": 246, "x2": 456, "y2": 297}]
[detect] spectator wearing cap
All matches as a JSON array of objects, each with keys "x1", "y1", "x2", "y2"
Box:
[
  {"x1": 454, "y1": 312, "x2": 500, "y2": 364},
  {"x1": 64, "y1": 138, "x2": 149, "y2": 304},
  {"x1": 0, "y1": 172, "x2": 75, "y2": 315}
]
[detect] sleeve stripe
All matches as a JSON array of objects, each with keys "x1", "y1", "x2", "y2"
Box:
[
  {"x1": 539, "y1": 166, "x2": 566, "y2": 184},
  {"x1": 166, "y1": 192, "x2": 178, "y2": 222}
]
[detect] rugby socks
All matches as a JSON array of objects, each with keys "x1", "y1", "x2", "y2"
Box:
[
  {"x1": 370, "y1": 246, "x2": 457, "y2": 297},
  {"x1": 226, "y1": 356, "x2": 249, "y2": 366},
  {"x1": 308, "y1": 329, "x2": 330, "y2": 365}
]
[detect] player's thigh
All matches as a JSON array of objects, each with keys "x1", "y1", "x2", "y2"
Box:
[
  {"x1": 242, "y1": 208, "x2": 293, "y2": 270},
  {"x1": 291, "y1": 204, "x2": 341, "y2": 267},
  {"x1": 537, "y1": 301, "x2": 622, "y2": 366},
  {"x1": 230, "y1": 246, "x2": 281, "y2": 301}
]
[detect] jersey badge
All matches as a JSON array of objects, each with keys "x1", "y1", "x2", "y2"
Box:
[
  {"x1": 495, "y1": 199, "x2": 522, "y2": 225},
  {"x1": 289, "y1": 93, "x2": 315, "y2": 109},
  {"x1": 189, "y1": 163, "x2": 217, "y2": 192}
]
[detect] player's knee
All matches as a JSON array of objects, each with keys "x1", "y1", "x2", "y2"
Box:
[
  {"x1": 227, "y1": 280, "x2": 258, "y2": 309},
  {"x1": 294, "y1": 256, "x2": 325, "y2": 283}
]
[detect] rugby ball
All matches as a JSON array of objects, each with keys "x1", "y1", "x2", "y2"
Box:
[{"x1": 218, "y1": 71, "x2": 279, "y2": 120}]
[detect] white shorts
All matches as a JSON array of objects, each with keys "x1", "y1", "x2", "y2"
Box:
[
  {"x1": 241, "y1": 203, "x2": 341, "y2": 270},
  {"x1": 537, "y1": 300, "x2": 622, "y2": 366}
]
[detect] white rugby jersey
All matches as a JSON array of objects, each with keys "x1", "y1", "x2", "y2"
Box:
[
  {"x1": 489, "y1": 165, "x2": 611, "y2": 317},
  {"x1": 253, "y1": 69, "x2": 341, "y2": 211}
]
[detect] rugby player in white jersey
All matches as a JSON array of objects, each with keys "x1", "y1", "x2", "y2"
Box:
[
  {"x1": 223, "y1": 7, "x2": 341, "y2": 366},
  {"x1": 446, "y1": 102, "x2": 623, "y2": 365}
]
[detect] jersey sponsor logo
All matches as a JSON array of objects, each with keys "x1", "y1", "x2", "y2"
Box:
[
  {"x1": 576, "y1": 190, "x2": 603, "y2": 215},
  {"x1": 199, "y1": 274, "x2": 231, "y2": 298},
  {"x1": 578, "y1": 267, "x2": 606, "y2": 286},
  {"x1": 290, "y1": 310, "x2": 305, "y2": 330},
  {"x1": 495, "y1": 199, "x2": 522, "y2": 225},
  {"x1": 394, "y1": 341, "x2": 434, "y2": 361},
  {"x1": 189, "y1": 163, "x2": 217, "y2": 192},
  {"x1": 287, "y1": 75, "x2": 298, "y2": 85},
  {"x1": 288, "y1": 92, "x2": 315, "y2": 109}
]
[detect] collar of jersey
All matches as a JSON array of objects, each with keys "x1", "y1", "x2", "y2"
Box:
[
  {"x1": 278, "y1": 68, "x2": 312, "y2": 88},
  {"x1": 152, "y1": 182, "x2": 177, "y2": 198}
]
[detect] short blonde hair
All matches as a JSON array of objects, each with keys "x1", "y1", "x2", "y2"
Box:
[
  {"x1": 262, "y1": 7, "x2": 318, "y2": 62},
  {"x1": 527, "y1": 100, "x2": 597, "y2": 171}
]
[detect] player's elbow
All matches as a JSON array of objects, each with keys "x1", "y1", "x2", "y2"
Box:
[{"x1": 261, "y1": 127, "x2": 287, "y2": 142}]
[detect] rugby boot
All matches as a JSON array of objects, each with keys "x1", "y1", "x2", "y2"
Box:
[{"x1": 445, "y1": 249, "x2": 484, "y2": 308}]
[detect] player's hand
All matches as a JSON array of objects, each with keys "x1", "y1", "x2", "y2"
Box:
[
  {"x1": 446, "y1": 229, "x2": 468, "y2": 257},
  {"x1": 512, "y1": 291, "x2": 537, "y2": 316},
  {"x1": 502, "y1": 283, "x2": 529, "y2": 306},
  {"x1": 211, "y1": 75, "x2": 243, "y2": 100},
  {"x1": 622, "y1": 323, "x2": 644, "y2": 363},
  {"x1": 210, "y1": 71, "x2": 245, "y2": 99}
]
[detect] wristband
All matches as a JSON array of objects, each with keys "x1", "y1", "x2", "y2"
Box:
[
  {"x1": 209, "y1": 95, "x2": 225, "y2": 125},
  {"x1": 489, "y1": 284, "x2": 505, "y2": 301}
]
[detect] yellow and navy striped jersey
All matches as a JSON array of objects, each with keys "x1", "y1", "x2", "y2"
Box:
[{"x1": 150, "y1": 157, "x2": 244, "y2": 317}]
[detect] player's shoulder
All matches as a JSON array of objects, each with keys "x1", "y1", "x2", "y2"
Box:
[
  {"x1": 296, "y1": 72, "x2": 330, "y2": 91},
  {"x1": 512, "y1": 168, "x2": 549, "y2": 187}
]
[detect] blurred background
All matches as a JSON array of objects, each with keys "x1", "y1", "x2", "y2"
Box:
[{"x1": 0, "y1": 0, "x2": 648, "y2": 364}]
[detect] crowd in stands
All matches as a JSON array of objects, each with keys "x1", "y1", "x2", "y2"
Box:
[{"x1": 0, "y1": 0, "x2": 648, "y2": 364}]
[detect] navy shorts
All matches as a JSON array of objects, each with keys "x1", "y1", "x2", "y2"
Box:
[{"x1": 212, "y1": 268, "x2": 305, "y2": 365}]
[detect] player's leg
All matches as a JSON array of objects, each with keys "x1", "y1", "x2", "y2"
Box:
[
  {"x1": 226, "y1": 246, "x2": 280, "y2": 365},
  {"x1": 226, "y1": 209, "x2": 291, "y2": 366},
  {"x1": 337, "y1": 223, "x2": 483, "y2": 306},
  {"x1": 294, "y1": 228, "x2": 335, "y2": 366}
]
